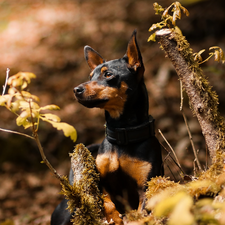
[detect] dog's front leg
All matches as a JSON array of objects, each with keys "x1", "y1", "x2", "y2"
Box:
[{"x1": 103, "y1": 192, "x2": 123, "y2": 225}]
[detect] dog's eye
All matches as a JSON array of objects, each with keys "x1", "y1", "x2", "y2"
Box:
[{"x1": 104, "y1": 72, "x2": 113, "y2": 78}]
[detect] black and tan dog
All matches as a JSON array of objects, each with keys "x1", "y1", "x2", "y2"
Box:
[{"x1": 51, "y1": 31, "x2": 163, "y2": 225}]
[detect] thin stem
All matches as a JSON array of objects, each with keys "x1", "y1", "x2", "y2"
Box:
[
  {"x1": 180, "y1": 79, "x2": 202, "y2": 171},
  {"x1": 2, "y1": 68, "x2": 10, "y2": 95},
  {"x1": 32, "y1": 132, "x2": 62, "y2": 181},
  {"x1": 182, "y1": 112, "x2": 202, "y2": 171},
  {"x1": 198, "y1": 54, "x2": 213, "y2": 65},
  {"x1": 0, "y1": 127, "x2": 34, "y2": 140},
  {"x1": 158, "y1": 129, "x2": 181, "y2": 168},
  {"x1": 160, "y1": 141, "x2": 185, "y2": 174},
  {"x1": 180, "y1": 80, "x2": 184, "y2": 111},
  {"x1": 27, "y1": 100, "x2": 64, "y2": 182}
]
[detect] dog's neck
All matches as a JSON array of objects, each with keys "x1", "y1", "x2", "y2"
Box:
[{"x1": 105, "y1": 82, "x2": 149, "y2": 129}]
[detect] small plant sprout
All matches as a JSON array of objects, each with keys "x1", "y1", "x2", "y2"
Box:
[
  {"x1": 148, "y1": 2, "x2": 189, "y2": 42},
  {"x1": 194, "y1": 46, "x2": 225, "y2": 64}
]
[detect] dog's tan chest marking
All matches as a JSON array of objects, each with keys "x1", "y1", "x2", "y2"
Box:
[
  {"x1": 96, "y1": 152, "x2": 120, "y2": 177},
  {"x1": 96, "y1": 152, "x2": 152, "y2": 187},
  {"x1": 119, "y1": 155, "x2": 152, "y2": 187}
]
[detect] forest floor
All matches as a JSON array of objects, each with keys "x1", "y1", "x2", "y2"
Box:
[{"x1": 0, "y1": 0, "x2": 225, "y2": 224}]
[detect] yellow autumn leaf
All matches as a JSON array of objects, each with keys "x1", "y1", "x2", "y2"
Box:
[
  {"x1": 39, "y1": 105, "x2": 60, "y2": 111},
  {"x1": 10, "y1": 101, "x2": 20, "y2": 112},
  {"x1": 154, "y1": 191, "x2": 187, "y2": 217},
  {"x1": 16, "y1": 111, "x2": 29, "y2": 127},
  {"x1": 50, "y1": 121, "x2": 77, "y2": 142},
  {"x1": 40, "y1": 116, "x2": 77, "y2": 142},
  {"x1": 187, "y1": 179, "x2": 220, "y2": 197},
  {"x1": 168, "y1": 195, "x2": 194, "y2": 225},
  {"x1": 19, "y1": 101, "x2": 40, "y2": 110},
  {"x1": 0, "y1": 95, "x2": 11, "y2": 106},
  {"x1": 21, "y1": 91, "x2": 40, "y2": 102},
  {"x1": 7, "y1": 72, "x2": 36, "y2": 90},
  {"x1": 20, "y1": 72, "x2": 36, "y2": 82},
  {"x1": 148, "y1": 33, "x2": 156, "y2": 42},
  {"x1": 40, "y1": 113, "x2": 61, "y2": 122}
]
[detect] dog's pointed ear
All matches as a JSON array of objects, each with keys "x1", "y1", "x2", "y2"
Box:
[
  {"x1": 84, "y1": 46, "x2": 105, "y2": 71},
  {"x1": 124, "y1": 30, "x2": 145, "y2": 76}
]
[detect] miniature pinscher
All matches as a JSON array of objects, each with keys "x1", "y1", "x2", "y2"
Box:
[{"x1": 51, "y1": 30, "x2": 163, "y2": 225}]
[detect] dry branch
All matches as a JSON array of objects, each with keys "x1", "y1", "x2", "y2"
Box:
[{"x1": 156, "y1": 28, "x2": 225, "y2": 161}]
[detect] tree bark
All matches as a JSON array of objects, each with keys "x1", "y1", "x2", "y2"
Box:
[{"x1": 155, "y1": 28, "x2": 225, "y2": 161}]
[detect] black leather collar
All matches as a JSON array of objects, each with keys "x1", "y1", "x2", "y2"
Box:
[{"x1": 105, "y1": 115, "x2": 155, "y2": 145}]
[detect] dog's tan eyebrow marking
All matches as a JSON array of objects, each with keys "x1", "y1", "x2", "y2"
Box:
[
  {"x1": 101, "y1": 66, "x2": 108, "y2": 73},
  {"x1": 90, "y1": 70, "x2": 94, "y2": 78}
]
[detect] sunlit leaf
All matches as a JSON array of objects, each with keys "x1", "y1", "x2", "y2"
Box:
[
  {"x1": 23, "y1": 121, "x2": 35, "y2": 129},
  {"x1": 21, "y1": 91, "x2": 40, "y2": 102},
  {"x1": 16, "y1": 111, "x2": 29, "y2": 126},
  {"x1": 12, "y1": 78, "x2": 23, "y2": 88},
  {"x1": 154, "y1": 191, "x2": 187, "y2": 217},
  {"x1": 0, "y1": 94, "x2": 11, "y2": 106},
  {"x1": 19, "y1": 101, "x2": 40, "y2": 110},
  {"x1": 169, "y1": 195, "x2": 194, "y2": 225},
  {"x1": 8, "y1": 88, "x2": 16, "y2": 95},
  {"x1": 10, "y1": 101, "x2": 20, "y2": 112},
  {"x1": 20, "y1": 72, "x2": 36, "y2": 82},
  {"x1": 40, "y1": 113, "x2": 61, "y2": 122},
  {"x1": 162, "y1": 6, "x2": 170, "y2": 18},
  {"x1": 41, "y1": 117, "x2": 77, "y2": 142},
  {"x1": 153, "y1": 2, "x2": 164, "y2": 15},
  {"x1": 39, "y1": 104, "x2": 60, "y2": 111},
  {"x1": 181, "y1": 5, "x2": 189, "y2": 16},
  {"x1": 21, "y1": 81, "x2": 28, "y2": 90},
  {"x1": 148, "y1": 33, "x2": 156, "y2": 42},
  {"x1": 52, "y1": 121, "x2": 77, "y2": 142},
  {"x1": 8, "y1": 72, "x2": 36, "y2": 88}
]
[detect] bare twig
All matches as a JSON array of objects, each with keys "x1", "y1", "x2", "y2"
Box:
[
  {"x1": 2, "y1": 68, "x2": 10, "y2": 95},
  {"x1": 182, "y1": 112, "x2": 202, "y2": 171},
  {"x1": 158, "y1": 129, "x2": 181, "y2": 168},
  {"x1": 180, "y1": 80, "x2": 184, "y2": 111},
  {"x1": 160, "y1": 141, "x2": 185, "y2": 174},
  {"x1": 0, "y1": 127, "x2": 34, "y2": 139},
  {"x1": 32, "y1": 132, "x2": 62, "y2": 181},
  {"x1": 180, "y1": 79, "x2": 202, "y2": 171}
]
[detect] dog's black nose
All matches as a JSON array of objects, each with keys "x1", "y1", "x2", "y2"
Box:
[{"x1": 74, "y1": 85, "x2": 85, "y2": 95}]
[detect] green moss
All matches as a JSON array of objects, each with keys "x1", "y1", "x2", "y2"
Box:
[
  {"x1": 60, "y1": 144, "x2": 103, "y2": 225},
  {"x1": 146, "y1": 176, "x2": 181, "y2": 200}
]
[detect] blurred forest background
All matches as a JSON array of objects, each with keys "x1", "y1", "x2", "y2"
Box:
[{"x1": 0, "y1": 0, "x2": 225, "y2": 224}]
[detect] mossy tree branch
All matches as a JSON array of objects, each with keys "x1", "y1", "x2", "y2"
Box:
[{"x1": 155, "y1": 28, "x2": 225, "y2": 162}]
